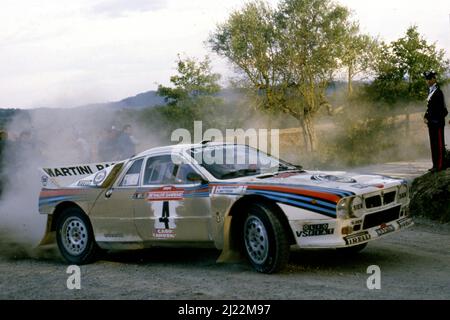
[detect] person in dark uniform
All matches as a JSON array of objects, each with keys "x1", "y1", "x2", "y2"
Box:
[{"x1": 423, "y1": 71, "x2": 448, "y2": 172}]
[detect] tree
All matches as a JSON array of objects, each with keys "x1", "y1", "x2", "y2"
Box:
[
  {"x1": 156, "y1": 55, "x2": 223, "y2": 135},
  {"x1": 341, "y1": 32, "x2": 379, "y2": 96},
  {"x1": 157, "y1": 54, "x2": 221, "y2": 106},
  {"x1": 367, "y1": 26, "x2": 449, "y2": 134},
  {"x1": 209, "y1": 0, "x2": 359, "y2": 152},
  {"x1": 369, "y1": 26, "x2": 449, "y2": 104}
]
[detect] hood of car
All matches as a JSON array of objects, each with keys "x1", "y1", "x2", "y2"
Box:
[{"x1": 244, "y1": 170, "x2": 405, "y2": 195}]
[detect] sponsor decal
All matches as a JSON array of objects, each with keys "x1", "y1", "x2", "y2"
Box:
[
  {"x1": 296, "y1": 223, "x2": 334, "y2": 237},
  {"x1": 147, "y1": 186, "x2": 184, "y2": 201},
  {"x1": 375, "y1": 224, "x2": 395, "y2": 236},
  {"x1": 93, "y1": 170, "x2": 107, "y2": 184},
  {"x1": 212, "y1": 185, "x2": 247, "y2": 195},
  {"x1": 351, "y1": 183, "x2": 385, "y2": 189},
  {"x1": 349, "y1": 184, "x2": 367, "y2": 189},
  {"x1": 153, "y1": 228, "x2": 176, "y2": 239},
  {"x1": 397, "y1": 217, "x2": 414, "y2": 229},
  {"x1": 104, "y1": 233, "x2": 124, "y2": 238},
  {"x1": 77, "y1": 179, "x2": 93, "y2": 187},
  {"x1": 41, "y1": 175, "x2": 48, "y2": 187},
  {"x1": 42, "y1": 162, "x2": 115, "y2": 177},
  {"x1": 351, "y1": 219, "x2": 363, "y2": 226},
  {"x1": 311, "y1": 175, "x2": 356, "y2": 183},
  {"x1": 271, "y1": 172, "x2": 302, "y2": 179},
  {"x1": 344, "y1": 231, "x2": 371, "y2": 245},
  {"x1": 39, "y1": 189, "x2": 85, "y2": 207}
]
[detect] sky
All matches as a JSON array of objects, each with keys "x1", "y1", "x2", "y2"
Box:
[{"x1": 1, "y1": 0, "x2": 449, "y2": 109}]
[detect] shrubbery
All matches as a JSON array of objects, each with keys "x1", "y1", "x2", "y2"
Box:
[{"x1": 410, "y1": 170, "x2": 450, "y2": 222}]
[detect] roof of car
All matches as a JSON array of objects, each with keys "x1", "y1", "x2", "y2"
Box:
[{"x1": 133, "y1": 141, "x2": 231, "y2": 159}]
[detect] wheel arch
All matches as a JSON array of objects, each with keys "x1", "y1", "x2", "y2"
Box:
[
  {"x1": 226, "y1": 195, "x2": 296, "y2": 253},
  {"x1": 50, "y1": 201, "x2": 87, "y2": 232}
]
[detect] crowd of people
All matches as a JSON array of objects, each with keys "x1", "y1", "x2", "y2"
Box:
[
  {"x1": 0, "y1": 124, "x2": 139, "y2": 167},
  {"x1": 0, "y1": 123, "x2": 141, "y2": 196},
  {"x1": 96, "y1": 124, "x2": 139, "y2": 162}
]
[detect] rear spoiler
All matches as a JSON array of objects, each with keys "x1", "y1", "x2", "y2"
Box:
[{"x1": 40, "y1": 161, "x2": 117, "y2": 188}]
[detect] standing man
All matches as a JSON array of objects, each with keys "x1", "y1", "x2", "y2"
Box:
[{"x1": 423, "y1": 71, "x2": 448, "y2": 172}]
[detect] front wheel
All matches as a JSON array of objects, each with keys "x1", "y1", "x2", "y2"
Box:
[
  {"x1": 56, "y1": 207, "x2": 99, "y2": 264},
  {"x1": 243, "y1": 203, "x2": 290, "y2": 273}
]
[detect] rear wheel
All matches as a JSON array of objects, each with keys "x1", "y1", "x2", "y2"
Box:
[
  {"x1": 56, "y1": 207, "x2": 99, "y2": 264},
  {"x1": 243, "y1": 203, "x2": 290, "y2": 273}
]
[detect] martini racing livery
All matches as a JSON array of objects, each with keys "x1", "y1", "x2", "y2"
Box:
[{"x1": 39, "y1": 143, "x2": 413, "y2": 273}]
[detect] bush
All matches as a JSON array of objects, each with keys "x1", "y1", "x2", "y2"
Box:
[
  {"x1": 409, "y1": 170, "x2": 450, "y2": 222},
  {"x1": 316, "y1": 100, "x2": 401, "y2": 168}
]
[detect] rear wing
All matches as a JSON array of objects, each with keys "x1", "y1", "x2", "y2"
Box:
[{"x1": 40, "y1": 162, "x2": 117, "y2": 188}]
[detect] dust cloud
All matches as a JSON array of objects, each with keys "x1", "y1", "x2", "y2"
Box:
[{"x1": 0, "y1": 106, "x2": 162, "y2": 257}]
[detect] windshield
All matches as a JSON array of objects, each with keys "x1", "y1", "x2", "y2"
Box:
[{"x1": 190, "y1": 144, "x2": 301, "y2": 180}]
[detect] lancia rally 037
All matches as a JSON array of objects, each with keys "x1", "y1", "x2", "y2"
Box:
[{"x1": 38, "y1": 143, "x2": 413, "y2": 273}]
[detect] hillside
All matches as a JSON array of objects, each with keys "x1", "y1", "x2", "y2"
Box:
[{"x1": 77, "y1": 90, "x2": 165, "y2": 110}]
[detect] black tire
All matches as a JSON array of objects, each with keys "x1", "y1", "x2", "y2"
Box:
[
  {"x1": 56, "y1": 207, "x2": 99, "y2": 264},
  {"x1": 337, "y1": 242, "x2": 368, "y2": 255},
  {"x1": 242, "y1": 203, "x2": 290, "y2": 273}
]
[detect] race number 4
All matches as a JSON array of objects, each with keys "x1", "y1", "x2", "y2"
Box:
[{"x1": 159, "y1": 201, "x2": 170, "y2": 229}]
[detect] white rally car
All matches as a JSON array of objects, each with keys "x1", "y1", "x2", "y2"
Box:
[{"x1": 39, "y1": 143, "x2": 413, "y2": 273}]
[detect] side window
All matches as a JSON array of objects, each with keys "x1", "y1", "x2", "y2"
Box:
[
  {"x1": 143, "y1": 155, "x2": 198, "y2": 185},
  {"x1": 120, "y1": 159, "x2": 143, "y2": 187},
  {"x1": 144, "y1": 155, "x2": 175, "y2": 185},
  {"x1": 176, "y1": 164, "x2": 198, "y2": 184}
]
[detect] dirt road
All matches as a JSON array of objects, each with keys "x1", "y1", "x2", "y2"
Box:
[
  {"x1": 1, "y1": 160, "x2": 449, "y2": 300},
  {"x1": 0, "y1": 218, "x2": 449, "y2": 300}
]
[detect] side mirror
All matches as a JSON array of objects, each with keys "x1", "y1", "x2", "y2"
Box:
[{"x1": 186, "y1": 172, "x2": 207, "y2": 184}]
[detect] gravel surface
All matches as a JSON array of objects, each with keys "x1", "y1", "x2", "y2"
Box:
[{"x1": 0, "y1": 217, "x2": 449, "y2": 300}]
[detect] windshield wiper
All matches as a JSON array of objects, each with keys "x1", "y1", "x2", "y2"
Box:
[
  {"x1": 256, "y1": 165, "x2": 305, "y2": 179},
  {"x1": 277, "y1": 164, "x2": 304, "y2": 172},
  {"x1": 219, "y1": 168, "x2": 259, "y2": 179}
]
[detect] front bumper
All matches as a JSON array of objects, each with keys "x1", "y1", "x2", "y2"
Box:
[{"x1": 289, "y1": 206, "x2": 414, "y2": 249}]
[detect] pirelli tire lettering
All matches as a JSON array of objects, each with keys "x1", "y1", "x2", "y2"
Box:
[{"x1": 344, "y1": 232, "x2": 371, "y2": 246}]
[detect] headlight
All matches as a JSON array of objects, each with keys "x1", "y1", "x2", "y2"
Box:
[
  {"x1": 398, "y1": 184, "x2": 408, "y2": 204},
  {"x1": 350, "y1": 196, "x2": 364, "y2": 218},
  {"x1": 337, "y1": 198, "x2": 351, "y2": 219}
]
